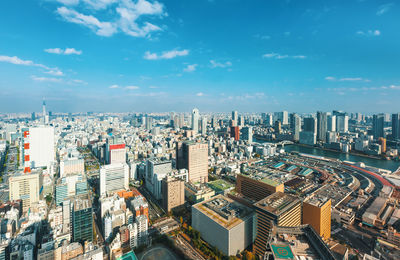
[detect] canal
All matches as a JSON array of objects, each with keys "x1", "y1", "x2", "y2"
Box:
[{"x1": 254, "y1": 139, "x2": 400, "y2": 172}]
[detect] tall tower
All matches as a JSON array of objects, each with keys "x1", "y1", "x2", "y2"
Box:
[
  {"x1": 191, "y1": 108, "x2": 199, "y2": 134},
  {"x1": 42, "y1": 98, "x2": 46, "y2": 120}
]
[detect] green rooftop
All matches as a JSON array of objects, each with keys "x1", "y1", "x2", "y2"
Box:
[
  {"x1": 207, "y1": 179, "x2": 234, "y2": 193},
  {"x1": 261, "y1": 178, "x2": 281, "y2": 187},
  {"x1": 117, "y1": 251, "x2": 138, "y2": 260}
]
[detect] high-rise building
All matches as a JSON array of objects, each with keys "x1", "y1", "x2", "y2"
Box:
[
  {"x1": 327, "y1": 115, "x2": 336, "y2": 132},
  {"x1": 290, "y1": 113, "x2": 301, "y2": 141},
  {"x1": 71, "y1": 194, "x2": 93, "y2": 243},
  {"x1": 191, "y1": 108, "x2": 199, "y2": 134},
  {"x1": 145, "y1": 159, "x2": 172, "y2": 200},
  {"x1": 302, "y1": 198, "x2": 331, "y2": 240},
  {"x1": 145, "y1": 116, "x2": 153, "y2": 130},
  {"x1": 333, "y1": 111, "x2": 348, "y2": 133},
  {"x1": 176, "y1": 141, "x2": 208, "y2": 183},
  {"x1": 230, "y1": 126, "x2": 240, "y2": 141},
  {"x1": 236, "y1": 174, "x2": 284, "y2": 202},
  {"x1": 201, "y1": 117, "x2": 207, "y2": 135},
  {"x1": 392, "y1": 113, "x2": 400, "y2": 140},
  {"x1": 232, "y1": 111, "x2": 238, "y2": 127},
  {"x1": 274, "y1": 120, "x2": 282, "y2": 134},
  {"x1": 100, "y1": 163, "x2": 129, "y2": 196},
  {"x1": 42, "y1": 98, "x2": 47, "y2": 124},
  {"x1": 379, "y1": 137, "x2": 387, "y2": 153},
  {"x1": 266, "y1": 113, "x2": 273, "y2": 126},
  {"x1": 239, "y1": 115, "x2": 244, "y2": 127},
  {"x1": 105, "y1": 136, "x2": 126, "y2": 164},
  {"x1": 303, "y1": 117, "x2": 317, "y2": 134},
  {"x1": 317, "y1": 111, "x2": 328, "y2": 142},
  {"x1": 9, "y1": 171, "x2": 43, "y2": 212},
  {"x1": 253, "y1": 192, "x2": 302, "y2": 257},
  {"x1": 275, "y1": 111, "x2": 288, "y2": 125},
  {"x1": 162, "y1": 176, "x2": 185, "y2": 212},
  {"x1": 241, "y1": 126, "x2": 253, "y2": 143},
  {"x1": 23, "y1": 126, "x2": 55, "y2": 170},
  {"x1": 372, "y1": 114, "x2": 385, "y2": 139}
]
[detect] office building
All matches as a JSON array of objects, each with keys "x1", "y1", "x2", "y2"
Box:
[
  {"x1": 232, "y1": 110, "x2": 238, "y2": 127},
  {"x1": 236, "y1": 174, "x2": 284, "y2": 202},
  {"x1": 300, "y1": 131, "x2": 317, "y2": 145},
  {"x1": 303, "y1": 197, "x2": 331, "y2": 240},
  {"x1": 379, "y1": 137, "x2": 387, "y2": 153},
  {"x1": 71, "y1": 194, "x2": 93, "y2": 243},
  {"x1": 275, "y1": 111, "x2": 288, "y2": 125},
  {"x1": 9, "y1": 171, "x2": 43, "y2": 212},
  {"x1": 373, "y1": 114, "x2": 385, "y2": 139},
  {"x1": 55, "y1": 174, "x2": 88, "y2": 205},
  {"x1": 303, "y1": 117, "x2": 317, "y2": 133},
  {"x1": 192, "y1": 195, "x2": 255, "y2": 256},
  {"x1": 240, "y1": 126, "x2": 253, "y2": 143},
  {"x1": 290, "y1": 113, "x2": 301, "y2": 141},
  {"x1": 274, "y1": 120, "x2": 282, "y2": 134},
  {"x1": 191, "y1": 108, "x2": 199, "y2": 134},
  {"x1": 327, "y1": 115, "x2": 336, "y2": 132},
  {"x1": 176, "y1": 141, "x2": 208, "y2": 183},
  {"x1": 253, "y1": 192, "x2": 302, "y2": 257},
  {"x1": 100, "y1": 163, "x2": 129, "y2": 196},
  {"x1": 392, "y1": 113, "x2": 400, "y2": 140},
  {"x1": 334, "y1": 111, "x2": 348, "y2": 133},
  {"x1": 23, "y1": 126, "x2": 54, "y2": 169},
  {"x1": 106, "y1": 136, "x2": 126, "y2": 164},
  {"x1": 145, "y1": 159, "x2": 172, "y2": 200},
  {"x1": 317, "y1": 111, "x2": 328, "y2": 142},
  {"x1": 60, "y1": 158, "x2": 84, "y2": 178},
  {"x1": 230, "y1": 126, "x2": 240, "y2": 141},
  {"x1": 201, "y1": 117, "x2": 207, "y2": 135},
  {"x1": 162, "y1": 176, "x2": 185, "y2": 212},
  {"x1": 145, "y1": 116, "x2": 153, "y2": 130}
]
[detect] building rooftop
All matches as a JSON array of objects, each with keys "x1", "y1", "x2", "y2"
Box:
[
  {"x1": 193, "y1": 194, "x2": 253, "y2": 230},
  {"x1": 254, "y1": 192, "x2": 300, "y2": 216}
]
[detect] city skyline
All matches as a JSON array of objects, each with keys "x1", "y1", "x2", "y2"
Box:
[{"x1": 1, "y1": 0, "x2": 400, "y2": 112}]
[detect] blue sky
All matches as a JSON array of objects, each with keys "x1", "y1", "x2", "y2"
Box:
[{"x1": 0, "y1": 0, "x2": 399, "y2": 113}]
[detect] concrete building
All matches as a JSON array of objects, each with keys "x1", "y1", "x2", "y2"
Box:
[
  {"x1": 290, "y1": 113, "x2": 301, "y2": 141},
  {"x1": 240, "y1": 126, "x2": 253, "y2": 143},
  {"x1": 71, "y1": 194, "x2": 93, "y2": 243},
  {"x1": 9, "y1": 171, "x2": 43, "y2": 212},
  {"x1": 317, "y1": 111, "x2": 328, "y2": 142},
  {"x1": 303, "y1": 197, "x2": 331, "y2": 240},
  {"x1": 300, "y1": 131, "x2": 317, "y2": 145},
  {"x1": 253, "y1": 192, "x2": 302, "y2": 257},
  {"x1": 145, "y1": 159, "x2": 172, "y2": 200},
  {"x1": 24, "y1": 126, "x2": 55, "y2": 169},
  {"x1": 191, "y1": 108, "x2": 199, "y2": 134},
  {"x1": 392, "y1": 113, "x2": 400, "y2": 140},
  {"x1": 230, "y1": 126, "x2": 240, "y2": 141},
  {"x1": 176, "y1": 141, "x2": 208, "y2": 183},
  {"x1": 60, "y1": 158, "x2": 84, "y2": 178},
  {"x1": 327, "y1": 115, "x2": 336, "y2": 132},
  {"x1": 106, "y1": 136, "x2": 126, "y2": 164},
  {"x1": 192, "y1": 195, "x2": 255, "y2": 256},
  {"x1": 100, "y1": 163, "x2": 129, "y2": 196},
  {"x1": 373, "y1": 114, "x2": 385, "y2": 139},
  {"x1": 162, "y1": 176, "x2": 185, "y2": 212},
  {"x1": 235, "y1": 174, "x2": 284, "y2": 202}
]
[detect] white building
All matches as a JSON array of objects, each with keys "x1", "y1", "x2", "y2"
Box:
[
  {"x1": 27, "y1": 126, "x2": 55, "y2": 168},
  {"x1": 192, "y1": 108, "x2": 199, "y2": 134},
  {"x1": 145, "y1": 160, "x2": 172, "y2": 200},
  {"x1": 100, "y1": 163, "x2": 129, "y2": 196}
]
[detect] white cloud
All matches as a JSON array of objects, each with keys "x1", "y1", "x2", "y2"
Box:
[
  {"x1": 31, "y1": 75, "x2": 62, "y2": 82},
  {"x1": 377, "y1": 3, "x2": 394, "y2": 16},
  {"x1": 356, "y1": 30, "x2": 381, "y2": 37},
  {"x1": 55, "y1": 0, "x2": 166, "y2": 38},
  {"x1": 0, "y1": 55, "x2": 64, "y2": 76},
  {"x1": 325, "y1": 76, "x2": 370, "y2": 82},
  {"x1": 262, "y1": 53, "x2": 306, "y2": 59},
  {"x1": 196, "y1": 92, "x2": 204, "y2": 97},
  {"x1": 56, "y1": 0, "x2": 80, "y2": 5},
  {"x1": 45, "y1": 47, "x2": 82, "y2": 55},
  {"x1": 57, "y1": 6, "x2": 117, "y2": 36},
  {"x1": 183, "y1": 64, "x2": 197, "y2": 72},
  {"x1": 0, "y1": 55, "x2": 33, "y2": 65},
  {"x1": 149, "y1": 86, "x2": 158, "y2": 89},
  {"x1": 125, "y1": 85, "x2": 140, "y2": 90},
  {"x1": 109, "y1": 84, "x2": 119, "y2": 89},
  {"x1": 70, "y1": 79, "x2": 88, "y2": 85},
  {"x1": 144, "y1": 49, "x2": 189, "y2": 60},
  {"x1": 210, "y1": 60, "x2": 232, "y2": 68}
]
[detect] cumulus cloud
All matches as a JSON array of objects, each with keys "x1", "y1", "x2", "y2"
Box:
[
  {"x1": 45, "y1": 47, "x2": 82, "y2": 55},
  {"x1": 262, "y1": 53, "x2": 306, "y2": 59},
  {"x1": 183, "y1": 64, "x2": 197, "y2": 72},
  {"x1": 143, "y1": 49, "x2": 189, "y2": 60},
  {"x1": 210, "y1": 60, "x2": 232, "y2": 68},
  {"x1": 55, "y1": 0, "x2": 166, "y2": 38}
]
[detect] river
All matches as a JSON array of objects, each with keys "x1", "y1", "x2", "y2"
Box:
[{"x1": 254, "y1": 139, "x2": 400, "y2": 172}]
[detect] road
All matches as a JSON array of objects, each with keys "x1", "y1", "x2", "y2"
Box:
[{"x1": 175, "y1": 234, "x2": 206, "y2": 260}]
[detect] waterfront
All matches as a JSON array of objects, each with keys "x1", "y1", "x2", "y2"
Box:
[{"x1": 254, "y1": 139, "x2": 400, "y2": 172}]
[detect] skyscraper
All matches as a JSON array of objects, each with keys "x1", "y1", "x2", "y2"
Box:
[
  {"x1": 232, "y1": 110, "x2": 238, "y2": 127},
  {"x1": 42, "y1": 98, "x2": 47, "y2": 124},
  {"x1": 327, "y1": 115, "x2": 336, "y2": 132},
  {"x1": 230, "y1": 126, "x2": 240, "y2": 141},
  {"x1": 290, "y1": 113, "x2": 301, "y2": 141},
  {"x1": 392, "y1": 113, "x2": 400, "y2": 140},
  {"x1": 303, "y1": 117, "x2": 317, "y2": 134},
  {"x1": 333, "y1": 111, "x2": 348, "y2": 133},
  {"x1": 317, "y1": 111, "x2": 328, "y2": 142},
  {"x1": 192, "y1": 108, "x2": 199, "y2": 134},
  {"x1": 23, "y1": 126, "x2": 55, "y2": 170},
  {"x1": 201, "y1": 117, "x2": 207, "y2": 135},
  {"x1": 372, "y1": 114, "x2": 385, "y2": 139},
  {"x1": 176, "y1": 141, "x2": 208, "y2": 183},
  {"x1": 241, "y1": 126, "x2": 253, "y2": 143}
]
